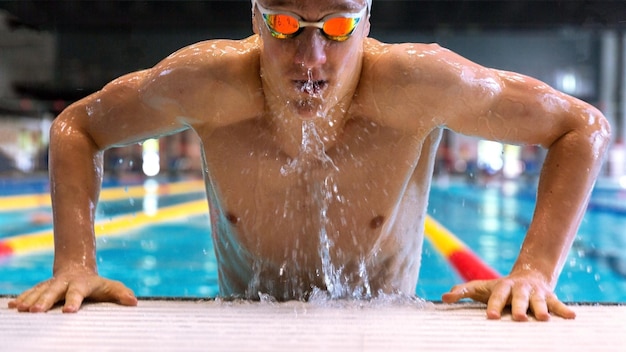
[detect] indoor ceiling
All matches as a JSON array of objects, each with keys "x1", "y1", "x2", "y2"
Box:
[{"x1": 1, "y1": 0, "x2": 625, "y2": 32}]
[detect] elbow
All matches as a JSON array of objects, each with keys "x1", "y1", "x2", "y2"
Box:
[
  {"x1": 49, "y1": 114, "x2": 71, "y2": 147},
  {"x1": 49, "y1": 108, "x2": 101, "y2": 153},
  {"x1": 589, "y1": 110, "x2": 612, "y2": 160},
  {"x1": 49, "y1": 113, "x2": 80, "y2": 149},
  {"x1": 549, "y1": 109, "x2": 612, "y2": 164}
]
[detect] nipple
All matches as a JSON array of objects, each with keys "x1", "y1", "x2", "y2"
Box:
[
  {"x1": 226, "y1": 212, "x2": 240, "y2": 225},
  {"x1": 369, "y1": 215, "x2": 385, "y2": 229}
]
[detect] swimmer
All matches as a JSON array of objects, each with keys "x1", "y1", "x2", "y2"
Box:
[{"x1": 9, "y1": 0, "x2": 610, "y2": 322}]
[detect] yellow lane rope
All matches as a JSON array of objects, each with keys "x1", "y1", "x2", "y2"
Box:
[
  {"x1": 0, "y1": 179, "x2": 205, "y2": 211},
  {"x1": 0, "y1": 199, "x2": 209, "y2": 256}
]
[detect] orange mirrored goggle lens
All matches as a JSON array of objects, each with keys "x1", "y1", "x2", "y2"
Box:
[
  {"x1": 324, "y1": 17, "x2": 358, "y2": 37},
  {"x1": 266, "y1": 14, "x2": 300, "y2": 35},
  {"x1": 263, "y1": 13, "x2": 361, "y2": 41}
]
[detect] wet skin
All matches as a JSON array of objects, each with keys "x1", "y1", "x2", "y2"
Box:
[{"x1": 9, "y1": 0, "x2": 610, "y2": 321}]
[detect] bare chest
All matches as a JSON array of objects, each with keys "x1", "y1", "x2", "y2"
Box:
[{"x1": 200, "y1": 119, "x2": 425, "y2": 260}]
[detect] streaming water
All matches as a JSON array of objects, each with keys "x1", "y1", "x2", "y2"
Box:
[
  {"x1": 279, "y1": 120, "x2": 338, "y2": 176},
  {"x1": 301, "y1": 70, "x2": 318, "y2": 95},
  {"x1": 280, "y1": 119, "x2": 348, "y2": 298},
  {"x1": 277, "y1": 69, "x2": 375, "y2": 301}
]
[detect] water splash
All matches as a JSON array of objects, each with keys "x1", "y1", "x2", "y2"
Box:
[
  {"x1": 301, "y1": 69, "x2": 322, "y2": 96},
  {"x1": 317, "y1": 174, "x2": 342, "y2": 297},
  {"x1": 278, "y1": 70, "x2": 374, "y2": 300},
  {"x1": 280, "y1": 121, "x2": 338, "y2": 176},
  {"x1": 308, "y1": 289, "x2": 430, "y2": 309},
  {"x1": 315, "y1": 254, "x2": 375, "y2": 300},
  {"x1": 215, "y1": 292, "x2": 431, "y2": 310},
  {"x1": 280, "y1": 121, "x2": 346, "y2": 298}
]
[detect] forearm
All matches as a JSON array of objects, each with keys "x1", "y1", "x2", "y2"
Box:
[
  {"x1": 513, "y1": 120, "x2": 610, "y2": 286},
  {"x1": 49, "y1": 112, "x2": 103, "y2": 274}
]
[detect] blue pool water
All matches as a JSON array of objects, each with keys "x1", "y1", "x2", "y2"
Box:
[{"x1": 1, "y1": 176, "x2": 625, "y2": 302}]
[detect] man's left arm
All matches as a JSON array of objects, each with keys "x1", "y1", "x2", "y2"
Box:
[{"x1": 441, "y1": 68, "x2": 611, "y2": 321}]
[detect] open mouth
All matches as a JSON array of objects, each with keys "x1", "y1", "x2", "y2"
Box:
[{"x1": 295, "y1": 80, "x2": 328, "y2": 95}]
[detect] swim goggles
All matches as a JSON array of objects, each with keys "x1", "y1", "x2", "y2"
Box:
[{"x1": 255, "y1": 2, "x2": 367, "y2": 42}]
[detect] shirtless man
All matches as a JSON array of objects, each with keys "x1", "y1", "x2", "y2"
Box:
[{"x1": 9, "y1": 0, "x2": 610, "y2": 321}]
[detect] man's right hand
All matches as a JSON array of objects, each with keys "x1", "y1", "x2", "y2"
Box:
[{"x1": 7, "y1": 268, "x2": 137, "y2": 313}]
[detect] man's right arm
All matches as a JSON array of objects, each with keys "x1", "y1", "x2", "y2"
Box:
[
  {"x1": 8, "y1": 37, "x2": 262, "y2": 312},
  {"x1": 9, "y1": 65, "x2": 191, "y2": 313}
]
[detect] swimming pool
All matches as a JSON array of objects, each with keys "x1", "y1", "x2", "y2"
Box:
[{"x1": 1, "y1": 176, "x2": 625, "y2": 302}]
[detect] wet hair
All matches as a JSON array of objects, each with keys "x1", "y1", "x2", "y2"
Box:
[{"x1": 251, "y1": 0, "x2": 372, "y2": 12}]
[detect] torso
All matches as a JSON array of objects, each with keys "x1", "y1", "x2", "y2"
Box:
[{"x1": 183, "y1": 36, "x2": 443, "y2": 300}]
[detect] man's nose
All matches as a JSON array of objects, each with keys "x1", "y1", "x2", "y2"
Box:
[{"x1": 294, "y1": 28, "x2": 327, "y2": 68}]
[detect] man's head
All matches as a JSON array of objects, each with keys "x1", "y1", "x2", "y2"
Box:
[
  {"x1": 252, "y1": 0, "x2": 372, "y2": 119},
  {"x1": 251, "y1": 0, "x2": 371, "y2": 118}
]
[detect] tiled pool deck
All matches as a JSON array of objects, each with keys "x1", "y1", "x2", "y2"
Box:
[{"x1": 1, "y1": 297, "x2": 624, "y2": 351}]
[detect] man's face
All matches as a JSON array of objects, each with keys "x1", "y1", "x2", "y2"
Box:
[{"x1": 254, "y1": 0, "x2": 370, "y2": 119}]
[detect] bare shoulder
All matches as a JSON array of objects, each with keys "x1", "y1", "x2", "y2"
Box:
[
  {"x1": 363, "y1": 39, "x2": 448, "y2": 62},
  {"x1": 362, "y1": 38, "x2": 488, "y2": 88},
  {"x1": 158, "y1": 36, "x2": 261, "y2": 73},
  {"x1": 147, "y1": 35, "x2": 261, "y2": 89},
  {"x1": 357, "y1": 39, "x2": 481, "y2": 131},
  {"x1": 143, "y1": 36, "x2": 264, "y2": 127}
]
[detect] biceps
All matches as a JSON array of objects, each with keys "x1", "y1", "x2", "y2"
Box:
[
  {"x1": 75, "y1": 76, "x2": 188, "y2": 149},
  {"x1": 451, "y1": 74, "x2": 578, "y2": 147},
  {"x1": 491, "y1": 86, "x2": 579, "y2": 147}
]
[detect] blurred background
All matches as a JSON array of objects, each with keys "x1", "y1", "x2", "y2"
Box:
[
  {"x1": 0, "y1": 0, "x2": 625, "y2": 181},
  {"x1": 1, "y1": 0, "x2": 626, "y2": 302}
]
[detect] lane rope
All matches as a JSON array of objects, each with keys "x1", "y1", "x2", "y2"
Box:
[
  {"x1": 0, "y1": 179, "x2": 205, "y2": 211},
  {"x1": 424, "y1": 216, "x2": 500, "y2": 281},
  {"x1": 0, "y1": 199, "x2": 208, "y2": 257}
]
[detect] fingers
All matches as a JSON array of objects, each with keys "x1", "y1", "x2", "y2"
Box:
[
  {"x1": 442, "y1": 281, "x2": 491, "y2": 304},
  {"x1": 7, "y1": 286, "x2": 35, "y2": 309},
  {"x1": 486, "y1": 281, "x2": 512, "y2": 320},
  {"x1": 509, "y1": 284, "x2": 532, "y2": 322},
  {"x1": 441, "y1": 285, "x2": 467, "y2": 303},
  {"x1": 488, "y1": 280, "x2": 551, "y2": 321},
  {"x1": 443, "y1": 280, "x2": 531, "y2": 321},
  {"x1": 95, "y1": 279, "x2": 138, "y2": 307},
  {"x1": 10, "y1": 279, "x2": 68, "y2": 313},
  {"x1": 114, "y1": 285, "x2": 139, "y2": 307},
  {"x1": 62, "y1": 283, "x2": 89, "y2": 313},
  {"x1": 529, "y1": 292, "x2": 550, "y2": 321},
  {"x1": 442, "y1": 276, "x2": 577, "y2": 322},
  {"x1": 486, "y1": 280, "x2": 575, "y2": 321},
  {"x1": 514, "y1": 286, "x2": 575, "y2": 321},
  {"x1": 546, "y1": 294, "x2": 576, "y2": 320},
  {"x1": 63, "y1": 278, "x2": 137, "y2": 312},
  {"x1": 8, "y1": 276, "x2": 138, "y2": 313}
]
